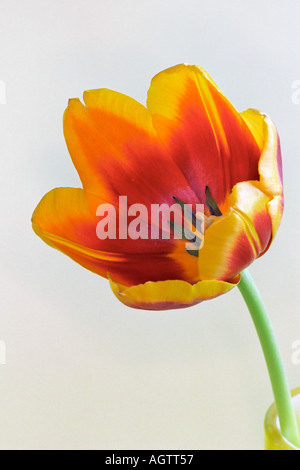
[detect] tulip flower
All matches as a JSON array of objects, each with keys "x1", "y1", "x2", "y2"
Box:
[
  {"x1": 32, "y1": 64, "x2": 300, "y2": 449},
  {"x1": 32, "y1": 64, "x2": 283, "y2": 311}
]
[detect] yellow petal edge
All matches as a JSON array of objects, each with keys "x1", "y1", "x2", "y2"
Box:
[{"x1": 109, "y1": 276, "x2": 241, "y2": 310}]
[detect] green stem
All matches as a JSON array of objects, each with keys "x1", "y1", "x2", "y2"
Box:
[{"x1": 238, "y1": 269, "x2": 300, "y2": 448}]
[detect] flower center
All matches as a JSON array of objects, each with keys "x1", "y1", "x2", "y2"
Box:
[{"x1": 170, "y1": 187, "x2": 222, "y2": 258}]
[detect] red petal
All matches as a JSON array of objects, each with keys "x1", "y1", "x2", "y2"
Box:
[{"x1": 147, "y1": 64, "x2": 261, "y2": 209}]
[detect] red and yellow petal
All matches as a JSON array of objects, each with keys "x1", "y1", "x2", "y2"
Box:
[
  {"x1": 32, "y1": 187, "x2": 99, "y2": 249},
  {"x1": 241, "y1": 109, "x2": 284, "y2": 238},
  {"x1": 64, "y1": 90, "x2": 155, "y2": 198},
  {"x1": 230, "y1": 181, "x2": 273, "y2": 253},
  {"x1": 147, "y1": 64, "x2": 261, "y2": 207},
  {"x1": 63, "y1": 89, "x2": 200, "y2": 213},
  {"x1": 32, "y1": 187, "x2": 200, "y2": 287},
  {"x1": 197, "y1": 181, "x2": 272, "y2": 281},
  {"x1": 109, "y1": 275, "x2": 240, "y2": 310},
  {"x1": 241, "y1": 109, "x2": 283, "y2": 195},
  {"x1": 266, "y1": 194, "x2": 284, "y2": 240}
]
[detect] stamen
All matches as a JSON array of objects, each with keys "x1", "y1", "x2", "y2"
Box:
[
  {"x1": 172, "y1": 196, "x2": 198, "y2": 228},
  {"x1": 170, "y1": 196, "x2": 205, "y2": 258},
  {"x1": 205, "y1": 186, "x2": 222, "y2": 216},
  {"x1": 185, "y1": 246, "x2": 200, "y2": 258},
  {"x1": 168, "y1": 220, "x2": 197, "y2": 243}
]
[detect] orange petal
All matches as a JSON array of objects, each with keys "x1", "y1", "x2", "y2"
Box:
[
  {"x1": 197, "y1": 181, "x2": 272, "y2": 280},
  {"x1": 32, "y1": 187, "x2": 199, "y2": 286},
  {"x1": 63, "y1": 91, "x2": 155, "y2": 201},
  {"x1": 147, "y1": 64, "x2": 261, "y2": 207},
  {"x1": 32, "y1": 187, "x2": 99, "y2": 249},
  {"x1": 63, "y1": 89, "x2": 200, "y2": 212},
  {"x1": 109, "y1": 275, "x2": 240, "y2": 310}
]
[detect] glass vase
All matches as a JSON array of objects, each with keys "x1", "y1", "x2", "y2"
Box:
[{"x1": 265, "y1": 387, "x2": 300, "y2": 450}]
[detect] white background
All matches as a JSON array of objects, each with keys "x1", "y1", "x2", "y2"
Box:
[{"x1": 0, "y1": 0, "x2": 300, "y2": 450}]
